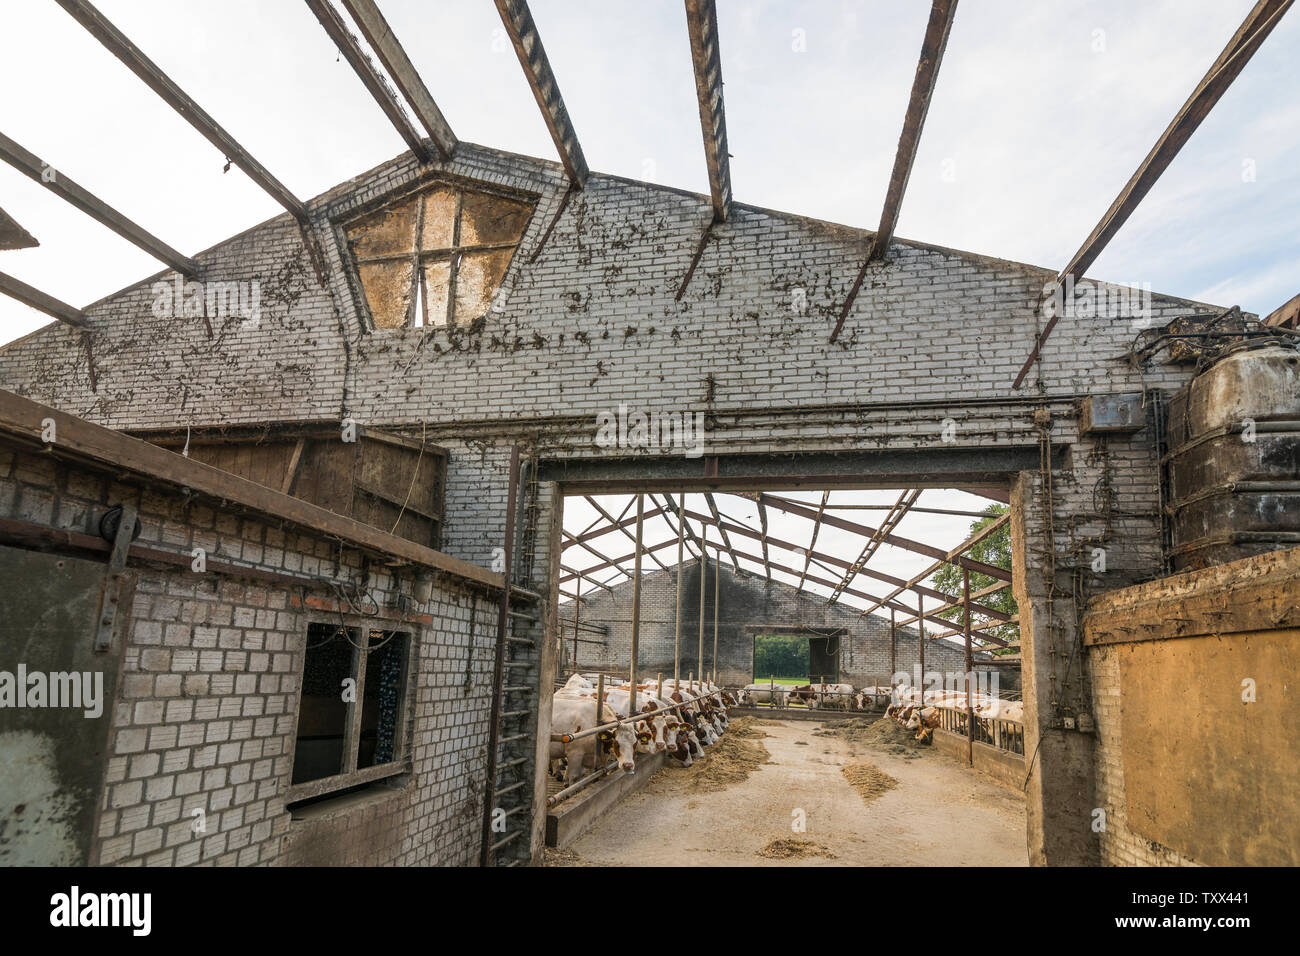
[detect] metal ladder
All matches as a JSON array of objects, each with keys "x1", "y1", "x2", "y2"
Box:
[{"x1": 479, "y1": 446, "x2": 543, "y2": 866}]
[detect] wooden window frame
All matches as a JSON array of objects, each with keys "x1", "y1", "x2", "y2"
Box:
[{"x1": 285, "y1": 620, "x2": 417, "y2": 804}]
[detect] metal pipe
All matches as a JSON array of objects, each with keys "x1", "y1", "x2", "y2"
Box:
[{"x1": 546, "y1": 761, "x2": 619, "y2": 807}]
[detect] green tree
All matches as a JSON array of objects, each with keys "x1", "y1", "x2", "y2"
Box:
[
  {"x1": 752, "y1": 635, "x2": 809, "y2": 680},
  {"x1": 932, "y1": 504, "x2": 1018, "y2": 651}
]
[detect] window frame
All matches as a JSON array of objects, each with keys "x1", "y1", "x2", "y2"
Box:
[
  {"x1": 337, "y1": 178, "x2": 537, "y2": 333},
  {"x1": 285, "y1": 620, "x2": 417, "y2": 804}
]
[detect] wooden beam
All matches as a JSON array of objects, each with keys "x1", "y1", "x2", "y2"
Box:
[
  {"x1": 493, "y1": 0, "x2": 589, "y2": 187},
  {"x1": 829, "y1": 0, "x2": 958, "y2": 343},
  {"x1": 341, "y1": 0, "x2": 457, "y2": 160},
  {"x1": 0, "y1": 131, "x2": 198, "y2": 276},
  {"x1": 1012, "y1": 0, "x2": 1293, "y2": 389},
  {"x1": 55, "y1": 0, "x2": 308, "y2": 223},
  {"x1": 0, "y1": 388, "x2": 500, "y2": 590},
  {"x1": 0, "y1": 270, "x2": 87, "y2": 328},
  {"x1": 684, "y1": 0, "x2": 732, "y2": 221},
  {"x1": 305, "y1": 0, "x2": 432, "y2": 163}
]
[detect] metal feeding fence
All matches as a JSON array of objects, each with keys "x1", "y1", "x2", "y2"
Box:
[{"x1": 936, "y1": 706, "x2": 1025, "y2": 756}]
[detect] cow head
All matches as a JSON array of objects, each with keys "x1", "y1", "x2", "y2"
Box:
[
  {"x1": 597, "y1": 722, "x2": 638, "y2": 772},
  {"x1": 632, "y1": 721, "x2": 656, "y2": 754}
]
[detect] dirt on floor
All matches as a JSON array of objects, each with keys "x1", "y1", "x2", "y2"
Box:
[{"x1": 566, "y1": 719, "x2": 1028, "y2": 866}]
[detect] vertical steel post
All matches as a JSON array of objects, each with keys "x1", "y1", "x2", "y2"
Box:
[
  {"x1": 673, "y1": 493, "x2": 684, "y2": 684},
  {"x1": 698, "y1": 530, "x2": 706, "y2": 689},
  {"x1": 573, "y1": 580, "x2": 581, "y2": 675},
  {"x1": 964, "y1": 566, "x2": 974, "y2": 766},
  {"x1": 712, "y1": 544, "x2": 720, "y2": 684},
  {"x1": 890, "y1": 607, "x2": 897, "y2": 682},
  {"x1": 629, "y1": 494, "x2": 644, "y2": 720},
  {"x1": 917, "y1": 593, "x2": 926, "y2": 702}
]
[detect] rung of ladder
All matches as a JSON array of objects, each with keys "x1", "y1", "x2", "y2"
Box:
[
  {"x1": 506, "y1": 636, "x2": 535, "y2": 647},
  {"x1": 495, "y1": 779, "x2": 527, "y2": 798},
  {"x1": 499, "y1": 732, "x2": 527, "y2": 745},
  {"x1": 498, "y1": 757, "x2": 527, "y2": 771},
  {"x1": 501, "y1": 709, "x2": 530, "y2": 719},
  {"x1": 490, "y1": 829, "x2": 524, "y2": 852},
  {"x1": 502, "y1": 685, "x2": 531, "y2": 693},
  {"x1": 503, "y1": 660, "x2": 531, "y2": 668}
]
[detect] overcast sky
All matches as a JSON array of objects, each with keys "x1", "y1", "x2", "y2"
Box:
[{"x1": 1, "y1": 0, "x2": 1296, "y2": 344}]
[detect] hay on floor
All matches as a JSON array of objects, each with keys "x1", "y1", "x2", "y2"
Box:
[
  {"x1": 757, "y1": 838, "x2": 838, "y2": 860},
  {"x1": 815, "y1": 717, "x2": 930, "y2": 757},
  {"x1": 841, "y1": 762, "x2": 899, "y2": 805},
  {"x1": 651, "y1": 732, "x2": 771, "y2": 794}
]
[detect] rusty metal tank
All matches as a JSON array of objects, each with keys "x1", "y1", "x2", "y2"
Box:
[{"x1": 1165, "y1": 340, "x2": 1300, "y2": 570}]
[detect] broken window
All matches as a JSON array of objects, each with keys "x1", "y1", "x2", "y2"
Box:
[
  {"x1": 343, "y1": 184, "x2": 534, "y2": 330},
  {"x1": 291, "y1": 624, "x2": 412, "y2": 794}
]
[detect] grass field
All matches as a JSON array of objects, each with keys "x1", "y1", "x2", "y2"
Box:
[{"x1": 750, "y1": 677, "x2": 808, "y2": 685}]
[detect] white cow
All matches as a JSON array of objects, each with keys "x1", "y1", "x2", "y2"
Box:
[{"x1": 550, "y1": 694, "x2": 637, "y2": 785}]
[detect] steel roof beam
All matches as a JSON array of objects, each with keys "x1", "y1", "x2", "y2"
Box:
[
  {"x1": 1012, "y1": 0, "x2": 1293, "y2": 388},
  {"x1": 341, "y1": 0, "x2": 457, "y2": 160},
  {"x1": 305, "y1": 0, "x2": 433, "y2": 163},
  {"x1": 0, "y1": 131, "x2": 198, "y2": 276},
  {"x1": 684, "y1": 0, "x2": 732, "y2": 221},
  {"x1": 493, "y1": 0, "x2": 589, "y2": 187},
  {"x1": 55, "y1": 0, "x2": 309, "y2": 223}
]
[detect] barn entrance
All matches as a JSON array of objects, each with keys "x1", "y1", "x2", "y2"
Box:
[
  {"x1": 541, "y1": 467, "x2": 1028, "y2": 863},
  {"x1": 751, "y1": 632, "x2": 839, "y2": 684}
]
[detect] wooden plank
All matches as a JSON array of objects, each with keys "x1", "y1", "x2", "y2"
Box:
[
  {"x1": 341, "y1": 0, "x2": 457, "y2": 160},
  {"x1": 0, "y1": 131, "x2": 198, "y2": 276},
  {"x1": 0, "y1": 270, "x2": 87, "y2": 328},
  {"x1": 281, "y1": 438, "x2": 306, "y2": 494},
  {"x1": 0, "y1": 388, "x2": 501, "y2": 589},
  {"x1": 54, "y1": 0, "x2": 308, "y2": 222}
]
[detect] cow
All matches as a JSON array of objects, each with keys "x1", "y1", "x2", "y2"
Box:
[
  {"x1": 804, "y1": 682, "x2": 855, "y2": 710},
  {"x1": 740, "y1": 683, "x2": 788, "y2": 707},
  {"x1": 550, "y1": 694, "x2": 637, "y2": 785}
]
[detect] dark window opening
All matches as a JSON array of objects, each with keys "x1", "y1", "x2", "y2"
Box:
[{"x1": 291, "y1": 623, "x2": 412, "y2": 792}]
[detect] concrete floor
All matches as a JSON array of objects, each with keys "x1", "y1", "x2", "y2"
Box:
[{"x1": 567, "y1": 720, "x2": 1029, "y2": 866}]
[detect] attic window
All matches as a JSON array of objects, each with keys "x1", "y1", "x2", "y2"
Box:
[{"x1": 344, "y1": 184, "x2": 534, "y2": 330}]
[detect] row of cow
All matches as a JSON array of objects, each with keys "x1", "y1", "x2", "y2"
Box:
[
  {"x1": 885, "y1": 682, "x2": 1024, "y2": 744},
  {"x1": 737, "y1": 682, "x2": 890, "y2": 711},
  {"x1": 549, "y1": 674, "x2": 738, "y2": 787}
]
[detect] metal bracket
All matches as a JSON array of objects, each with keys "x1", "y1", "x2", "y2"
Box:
[{"x1": 94, "y1": 503, "x2": 136, "y2": 652}]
